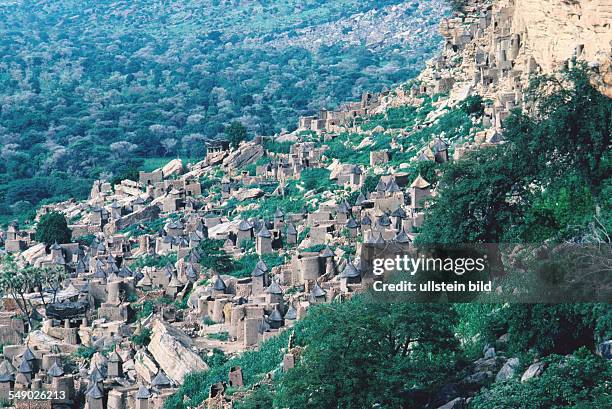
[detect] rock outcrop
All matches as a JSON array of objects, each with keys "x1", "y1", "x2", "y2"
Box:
[
  {"x1": 147, "y1": 319, "x2": 208, "y2": 384},
  {"x1": 222, "y1": 142, "x2": 264, "y2": 170}
]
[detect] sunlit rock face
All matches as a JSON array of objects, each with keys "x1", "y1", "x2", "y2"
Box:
[{"x1": 511, "y1": 0, "x2": 612, "y2": 96}]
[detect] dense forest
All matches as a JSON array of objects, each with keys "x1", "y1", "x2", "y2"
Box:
[{"x1": 0, "y1": 0, "x2": 448, "y2": 224}]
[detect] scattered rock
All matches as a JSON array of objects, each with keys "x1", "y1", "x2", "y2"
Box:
[
  {"x1": 473, "y1": 356, "x2": 503, "y2": 374},
  {"x1": 465, "y1": 370, "x2": 493, "y2": 386},
  {"x1": 496, "y1": 357, "x2": 520, "y2": 382},
  {"x1": 483, "y1": 347, "x2": 496, "y2": 359},
  {"x1": 437, "y1": 397, "x2": 466, "y2": 409},
  {"x1": 433, "y1": 383, "x2": 460, "y2": 407},
  {"x1": 521, "y1": 362, "x2": 545, "y2": 382}
]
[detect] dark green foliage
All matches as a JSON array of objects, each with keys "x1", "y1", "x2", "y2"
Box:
[
  {"x1": 35, "y1": 212, "x2": 72, "y2": 245},
  {"x1": 362, "y1": 174, "x2": 380, "y2": 193},
  {"x1": 130, "y1": 253, "x2": 177, "y2": 269},
  {"x1": 275, "y1": 298, "x2": 459, "y2": 409},
  {"x1": 175, "y1": 290, "x2": 192, "y2": 310},
  {"x1": 73, "y1": 345, "x2": 96, "y2": 360},
  {"x1": 324, "y1": 134, "x2": 371, "y2": 165},
  {"x1": 202, "y1": 348, "x2": 228, "y2": 368},
  {"x1": 419, "y1": 66, "x2": 612, "y2": 245},
  {"x1": 469, "y1": 349, "x2": 611, "y2": 409},
  {"x1": 407, "y1": 160, "x2": 440, "y2": 186},
  {"x1": 131, "y1": 327, "x2": 152, "y2": 346},
  {"x1": 110, "y1": 165, "x2": 141, "y2": 185},
  {"x1": 166, "y1": 297, "x2": 458, "y2": 409},
  {"x1": 0, "y1": 0, "x2": 448, "y2": 223},
  {"x1": 132, "y1": 300, "x2": 155, "y2": 321},
  {"x1": 233, "y1": 384, "x2": 275, "y2": 409},
  {"x1": 449, "y1": 0, "x2": 468, "y2": 13},
  {"x1": 0, "y1": 175, "x2": 92, "y2": 226},
  {"x1": 263, "y1": 140, "x2": 293, "y2": 154},
  {"x1": 360, "y1": 105, "x2": 418, "y2": 131},
  {"x1": 479, "y1": 304, "x2": 611, "y2": 356},
  {"x1": 120, "y1": 217, "x2": 170, "y2": 236},
  {"x1": 417, "y1": 146, "x2": 523, "y2": 244},
  {"x1": 300, "y1": 168, "x2": 334, "y2": 192},
  {"x1": 207, "y1": 332, "x2": 229, "y2": 341},
  {"x1": 231, "y1": 253, "x2": 286, "y2": 278},
  {"x1": 460, "y1": 94, "x2": 484, "y2": 117},
  {"x1": 195, "y1": 239, "x2": 235, "y2": 274},
  {"x1": 225, "y1": 121, "x2": 248, "y2": 148}
]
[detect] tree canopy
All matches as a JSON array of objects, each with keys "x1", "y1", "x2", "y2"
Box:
[
  {"x1": 418, "y1": 66, "x2": 612, "y2": 245},
  {"x1": 35, "y1": 212, "x2": 72, "y2": 245}
]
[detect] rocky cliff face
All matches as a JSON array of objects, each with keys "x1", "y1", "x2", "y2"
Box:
[
  {"x1": 380, "y1": 0, "x2": 611, "y2": 117},
  {"x1": 511, "y1": 0, "x2": 611, "y2": 94}
]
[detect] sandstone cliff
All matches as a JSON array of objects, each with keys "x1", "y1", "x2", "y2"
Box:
[{"x1": 380, "y1": 0, "x2": 611, "y2": 117}]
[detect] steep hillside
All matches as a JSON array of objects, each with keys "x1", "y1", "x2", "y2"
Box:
[{"x1": 0, "y1": 0, "x2": 449, "y2": 224}]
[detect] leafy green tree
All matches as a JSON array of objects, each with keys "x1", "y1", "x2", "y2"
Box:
[
  {"x1": 275, "y1": 298, "x2": 458, "y2": 409},
  {"x1": 460, "y1": 94, "x2": 484, "y2": 117},
  {"x1": 479, "y1": 304, "x2": 610, "y2": 356},
  {"x1": 0, "y1": 255, "x2": 34, "y2": 326},
  {"x1": 196, "y1": 239, "x2": 235, "y2": 274},
  {"x1": 225, "y1": 121, "x2": 248, "y2": 148},
  {"x1": 418, "y1": 66, "x2": 611, "y2": 245},
  {"x1": 30, "y1": 265, "x2": 68, "y2": 307},
  {"x1": 417, "y1": 145, "x2": 526, "y2": 244},
  {"x1": 35, "y1": 212, "x2": 72, "y2": 245}
]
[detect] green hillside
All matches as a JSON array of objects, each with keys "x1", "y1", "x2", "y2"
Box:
[{"x1": 0, "y1": 0, "x2": 448, "y2": 224}]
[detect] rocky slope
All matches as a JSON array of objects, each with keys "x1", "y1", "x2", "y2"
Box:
[{"x1": 382, "y1": 0, "x2": 611, "y2": 114}]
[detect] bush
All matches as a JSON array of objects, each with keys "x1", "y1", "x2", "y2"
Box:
[
  {"x1": 131, "y1": 327, "x2": 152, "y2": 346},
  {"x1": 35, "y1": 212, "x2": 72, "y2": 245},
  {"x1": 73, "y1": 345, "x2": 96, "y2": 360},
  {"x1": 460, "y1": 94, "x2": 484, "y2": 117},
  {"x1": 164, "y1": 330, "x2": 290, "y2": 409},
  {"x1": 207, "y1": 332, "x2": 229, "y2": 341},
  {"x1": 471, "y1": 304, "x2": 607, "y2": 356},
  {"x1": 469, "y1": 348, "x2": 611, "y2": 408},
  {"x1": 130, "y1": 253, "x2": 177, "y2": 269}
]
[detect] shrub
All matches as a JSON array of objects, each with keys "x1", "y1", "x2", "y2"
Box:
[
  {"x1": 131, "y1": 327, "x2": 152, "y2": 346},
  {"x1": 460, "y1": 94, "x2": 484, "y2": 117},
  {"x1": 469, "y1": 348, "x2": 611, "y2": 408},
  {"x1": 73, "y1": 345, "x2": 96, "y2": 360},
  {"x1": 35, "y1": 212, "x2": 72, "y2": 245}
]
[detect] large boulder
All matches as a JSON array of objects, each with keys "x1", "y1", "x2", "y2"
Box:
[
  {"x1": 232, "y1": 188, "x2": 264, "y2": 201},
  {"x1": 496, "y1": 357, "x2": 520, "y2": 382},
  {"x1": 222, "y1": 142, "x2": 264, "y2": 170},
  {"x1": 162, "y1": 159, "x2": 184, "y2": 178},
  {"x1": 596, "y1": 340, "x2": 612, "y2": 359},
  {"x1": 134, "y1": 349, "x2": 158, "y2": 384},
  {"x1": 521, "y1": 362, "x2": 545, "y2": 382},
  {"x1": 483, "y1": 347, "x2": 495, "y2": 359},
  {"x1": 147, "y1": 319, "x2": 208, "y2": 384}
]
